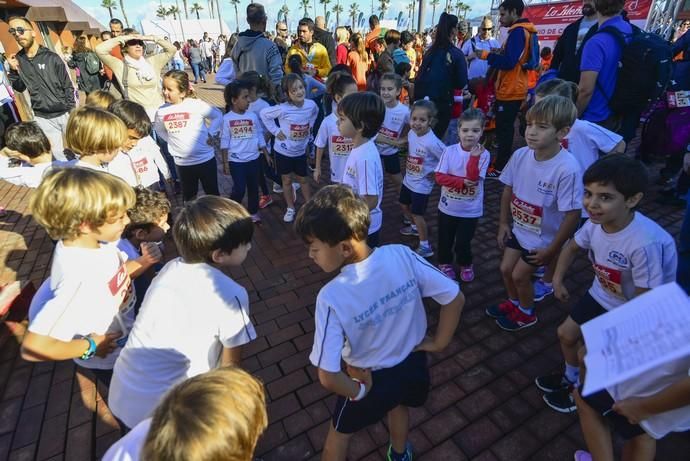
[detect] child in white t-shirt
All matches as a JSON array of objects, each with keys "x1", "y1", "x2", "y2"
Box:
[
  {"x1": 398, "y1": 99, "x2": 446, "y2": 258},
  {"x1": 109, "y1": 196, "x2": 257, "y2": 429},
  {"x1": 535, "y1": 156, "x2": 677, "y2": 414},
  {"x1": 486, "y1": 96, "x2": 582, "y2": 332},
  {"x1": 0, "y1": 122, "x2": 61, "y2": 188},
  {"x1": 375, "y1": 73, "x2": 410, "y2": 189},
  {"x1": 108, "y1": 100, "x2": 172, "y2": 191},
  {"x1": 294, "y1": 185, "x2": 464, "y2": 461},
  {"x1": 23, "y1": 168, "x2": 161, "y2": 388},
  {"x1": 154, "y1": 70, "x2": 223, "y2": 202},
  {"x1": 435, "y1": 109, "x2": 491, "y2": 283},
  {"x1": 260, "y1": 74, "x2": 319, "y2": 222},
  {"x1": 314, "y1": 72, "x2": 358, "y2": 184},
  {"x1": 337, "y1": 92, "x2": 386, "y2": 247},
  {"x1": 221, "y1": 80, "x2": 269, "y2": 223}
]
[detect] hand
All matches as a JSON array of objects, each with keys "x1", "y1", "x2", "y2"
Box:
[
  {"x1": 525, "y1": 247, "x2": 555, "y2": 266},
  {"x1": 264, "y1": 154, "x2": 273, "y2": 167},
  {"x1": 497, "y1": 223, "x2": 511, "y2": 249},
  {"x1": 7, "y1": 54, "x2": 19, "y2": 71},
  {"x1": 313, "y1": 167, "x2": 321, "y2": 183},
  {"x1": 346, "y1": 364, "x2": 373, "y2": 397},
  {"x1": 276, "y1": 131, "x2": 287, "y2": 141},
  {"x1": 414, "y1": 335, "x2": 445, "y2": 353},
  {"x1": 469, "y1": 144, "x2": 483, "y2": 157},
  {"x1": 553, "y1": 279, "x2": 570, "y2": 303},
  {"x1": 91, "y1": 332, "x2": 121, "y2": 358},
  {"x1": 140, "y1": 242, "x2": 162, "y2": 265},
  {"x1": 613, "y1": 397, "x2": 652, "y2": 425},
  {"x1": 222, "y1": 162, "x2": 230, "y2": 175}
]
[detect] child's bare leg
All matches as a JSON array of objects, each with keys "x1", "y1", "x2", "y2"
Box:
[
  {"x1": 387, "y1": 405, "x2": 409, "y2": 454},
  {"x1": 574, "y1": 388, "x2": 614, "y2": 461},
  {"x1": 558, "y1": 316, "x2": 583, "y2": 369},
  {"x1": 413, "y1": 215, "x2": 428, "y2": 242},
  {"x1": 541, "y1": 257, "x2": 557, "y2": 283},
  {"x1": 622, "y1": 434, "x2": 656, "y2": 461},
  {"x1": 297, "y1": 176, "x2": 311, "y2": 201},
  {"x1": 321, "y1": 425, "x2": 352, "y2": 461},
  {"x1": 400, "y1": 203, "x2": 413, "y2": 223},
  {"x1": 500, "y1": 248, "x2": 522, "y2": 300},
  {"x1": 512, "y1": 259, "x2": 537, "y2": 308},
  {"x1": 282, "y1": 174, "x2": 294, "y2": 209},
  {"x1": 391, "y1": 172, "x2": 403, "y2": 187}
]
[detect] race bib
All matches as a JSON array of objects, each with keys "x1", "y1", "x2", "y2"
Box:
[
  {"x1": 593, "y1": 263, "x2": 625, "y2": 299},
  {"x1": 331, "y1": 135, "x2": 353, "y2": 156},
  {"x1": 108, "y1": 263, "x2": 135, "y2": 313},
  {"x1": 290, "y1": 123, "x2": 309, "y2": 141},
  {"x1": 133, "y1": 158, "x2": 149, "y2": 175},
  {"x1": 406, "y1": 156, "x2": 424, "y2": 176},
  {"x1": 444, "y1": 184, "x2": 477, "y2": 201},
  {"x1": 378, "y1": 127, "x2": 399, "y2": 140},
  {"x1": 230, "y1": 119, "x2": 254, "y2": 139},
  {"x1": 163, "y1": 113, "x2": 190, "y2": 134},
  {"x1": 510, "y1": 195, "x2": 543, "y2": 234}
]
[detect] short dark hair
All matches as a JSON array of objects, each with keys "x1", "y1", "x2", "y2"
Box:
[
  {"x1": 123, "y1": 187, "x2": 171, "y2": 239},
  {"x1": 384, "y1": 29, "x2": 401, "y2": 46},
  {"x1": 380, "y1": 72, "x2": 403, "y2": 90},
  {"x1": 583, "y1": 156, "x2": 648, "y2": 199},
  {"x1": 281, "y1": 73, "x2": 306, "y2": 104},
  {"x1": 4, "y1": 122, "x2": 50, "y2": 158},
  {"x1": 224, "y1": 80, "x2": 252, "y2": 112},
  {"x1": 246, "y1": 3, "x2": 267, "y2": 24},
  {"x1": 394, "y1": 61, "x2": 411, "y2": 77},
  {"x1": 109, "y1": 18, "x2": 124, "y2": 27},
  {"x1": 295, "y1": 185, "x2": 370, "y2": 246},
  {"x1": 369, "y1": 15, "x2": 379, "y2": 28},
  {"x1": 459, "y1": 108, "x2": 486, "y2": 128},
  {"x1": 122, "y1": 27, "x2": 136, "y2": 35},
  {"x1": 173, "y1": 196, "x2": 253, "y2": 264},
  {"x1": 108, "y1": 100, "x2": 152, "y2": 137},
  {"x1": 499, "y1": 0, "x2": 525, "y2": 16},
  {"x1": 400, "y1": 30, "x2": 414, "y2": 46},
  {"x1": 298, "y1": 18, "x2": 315, "y2": 31},
  {"x1": 593, "y1": 0, "x2": 626, "y2": 16},
  {"x1": 100, "y1": 31, "x2": 112, "y2": 40},
  {"x1": 7, "y1": 16, "x2": 33, "y2": 28},
  {"x1": 337, "y1": 92, "x2": 385, "y2": 138}
]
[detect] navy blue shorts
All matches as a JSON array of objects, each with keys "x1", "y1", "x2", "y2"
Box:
[
  {"x1": 399, "y1": 184, "x2": 430, "y2": 216},
  {"x1": 331, "y1": 351, "x2": 429, "y2": 434},
  {"x1": 380, "y1": 154, "x2": 401, "y2": 175},
  {"x1": 570, "y1": 292, "x2": 608, "y2": 325},
  {"x1": 367, "y1": 231, "x2": 380, "y2": 248},
  {"x1": 505, "y1": 235, "x2": 540, "y2": 267},
  {"x1": 275, "y1": 152, "x2": 307, "y2": 177},
  {"x1": 581, "y1": 387, "x2": 646, "y2": 440}
]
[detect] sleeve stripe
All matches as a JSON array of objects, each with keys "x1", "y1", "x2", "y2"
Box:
[
  {"x1": 316, "y1": 306, "x2": 332, "y2": 368},
  {"x1": 235, "y1": 295, "x2": 257, "y2": 342}
]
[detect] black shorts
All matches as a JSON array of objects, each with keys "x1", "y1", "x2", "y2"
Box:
[
  {"x1": 367, "y1": 231, "x2": 380, "y2": 248},
  {"x1": 581, "y1": 387, "x2": 646, "y2": 440},
  {"x1": 505, "y1": 235, "x2": 540, "y2": 267},
  {"x1": 331, "y1": 351, "x2": 429, "y2": 434},
  {"x1": 570, "y1": 292, "x2": 608, "y2": 325},
  {"x1": 399, "y1": 184, "x2": 430, "y2": 216},
  {"x1": 275, "y1": 152, "x2": 307, "y2": 177},
  {"x1": 380, "y1": 154, "x2": 401, "y2": 175}
]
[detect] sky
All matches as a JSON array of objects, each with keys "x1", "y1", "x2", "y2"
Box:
[{"x1": 74, "y1": 0, "x2": 493, "y2": 32}]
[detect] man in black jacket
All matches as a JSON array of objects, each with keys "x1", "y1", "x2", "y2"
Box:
[
  {"x1": 550, "y1": 0, "x2": 598, "y2": 83},
  {"x1": 314, "y1": 16, "x2": 336, "y2": 66},
  {"x1": 7, "y1": 16, "x2": 74, "y2": 161}
]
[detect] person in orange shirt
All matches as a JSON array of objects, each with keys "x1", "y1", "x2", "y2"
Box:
[
  {"x1": 347, "y1": 33, "x2": 369, "y2": 91},
  {"x1": 365, "y1": 15, "x2": 387, "y2": 56}
]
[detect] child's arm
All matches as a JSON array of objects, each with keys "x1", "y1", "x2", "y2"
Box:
[
  {"x1": 526, "y1": 209, "x2": 581, "y2": 267},
  {"x1": 220, "y1": 345, "x2": 242, "y2": 367},
  {"x1": 259, "y1": 105, "x2": 286, "y2": 140},
  {"x1": 608, "y1": 140, "x2": 626, "y2": 155},
  {"x1": 497, "y1": 185, "x2": 513, "y2": 249},
  {"x1": 414, "y1": 291, "x2": 465, "y2": 353},
  {"x1": 318, "y1": 367, "x2": 373, "y2": 400},
  {"x1": 21, "y1": 331, "x2": 120, "y2": 362},
  {"x1": 314, "y1": 146, "x2": 326, "y2": 182},
  {"x1": 149, "y1": 145, "x2": 172, "y2": 180},
  {"x1": 153, "y1": 112, "x2": 169, "y2": 143},
  {"x1": 125, "y1": 242, "x2": 162, "y2": 279},
  {"x1": 613, "y1": 377, "x2": 690, "y2": 424},
  {"x1": 393, "y1": 126, "x2": 410, "y2": 149},
  {"x1": 551, "y1": 239, "x2": 584, "y2": 303}
]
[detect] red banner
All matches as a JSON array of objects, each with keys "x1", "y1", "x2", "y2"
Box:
[{"x1": 524, "y1": 0, "x2": 653, "y2": 45}]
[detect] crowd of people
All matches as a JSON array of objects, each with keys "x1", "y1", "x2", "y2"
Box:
[{"x1": 1, "y1": 0, "x2": 690, "y2": 460}]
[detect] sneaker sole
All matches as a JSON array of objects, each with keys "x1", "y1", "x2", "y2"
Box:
[
  {"x1": 533, "y1": 291, "x2": 554, "y2": 302},
  {"x1": 484, "y1": 307, "x2": 508, "y2": 319},
  {"x1": 542, "y1": 394, "x2": 577, "y2": 413},
  {"x1": 534, "y1": 378, "x2": 569, "y2": 393},
  {"x1": 400, "y1": 231, "x2": 419, "y2": 236},
  {"x1": 495, "y1": 317, "x2": 538, "y2": 332}
]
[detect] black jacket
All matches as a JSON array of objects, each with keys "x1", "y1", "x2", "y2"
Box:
[
  {"x1": 8, "y1": 46, "x2": 75, "y2": 118},
  {"x1": 314, "y1": 27, "x2": 336, "y2": 66},
  {"x1": 551, "y1": 17, "x2": 598, "y2": 83}
]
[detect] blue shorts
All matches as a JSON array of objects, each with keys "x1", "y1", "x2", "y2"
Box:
[
  {"x1": 275, "y1": 152, "x2": 307, "y2": 177},
  {"x1": 399, "y1": 184, "x2": 430, "y2": 216},
  {"x1": 570, "y1": 292, "x2": 607, "y2": 325},
  {"x1": 581, "y1": 388, "x2": 646, "y2": 440},
  {"x1": 380, "y1": 154, "x2": 401, "y2": 175},
  {"x1": 505, "y1": 235, "x2": 540, "y2": 267},
  {"x1": 331, "y1": 351, "x2": 429, "y2": 434}
]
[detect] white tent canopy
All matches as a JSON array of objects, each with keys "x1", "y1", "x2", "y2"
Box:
[{"x1": 140, "y1": 18, "x2": 232, "y2": 44}]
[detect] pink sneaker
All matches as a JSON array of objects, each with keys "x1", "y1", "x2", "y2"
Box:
[
  {"x1": 573, "y1": 450, "x2": 593, "y2": 461},
  {"x1": 459, "y1": 265, "x2": 474, "y2": 282},
  {"x1": 438, "y1": 264, "x2": 456, "y2": 281}
]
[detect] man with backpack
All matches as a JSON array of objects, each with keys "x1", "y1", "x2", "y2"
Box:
[
  {"x1": 550, "y1": 0, "x2": 599, "y2": 84},
  {"x1": 471, "y1": 0, "x2": 537, "y2": 178}
]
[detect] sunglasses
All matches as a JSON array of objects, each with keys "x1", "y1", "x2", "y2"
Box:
[
  {"x1": 8, "y1": 27, "x2": 28, "y2": 36},
  {"x1": 481, "y1": 28, "x2": 493, "y2": 31},
  {"x1": 278, "y1": 28, "x2": 288, "y2": 32},
  {"x1": 125, "y1": 39, "x2": 145, "y2": 47}
]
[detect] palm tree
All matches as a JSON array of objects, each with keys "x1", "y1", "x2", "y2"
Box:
[
  {"x1": 156, "y1": 5, "x2": 168, "y2": 18},
  {"x1": 406, "y1": 1, "x2": 414, "y2": 28},
  {"x1": 333, "y1": 1, "x2": 343, "y2": 26},
  {"x1": 319, "y1": 0, "x2": 331, "y2": 19},
  {"x1": 118, "y1": 0, "x2": 130, "y2": 26},
  {"x1": 300, "y1": 0, "x2": 310, "y2": 18},
  {"x1": 348, "y1": 3, "x2": 358, "y2": 29},
  {"x1": 460, "y1": 3, "x2": 471, "y2": 18},
  {"x1": 182, "y1": 0, "x2": 189, "y2": 18},
  {"x1": 101, "y1": 0, "x2": 118, "y2": 19},
  {"x1": 190, "y1": 2, "x2": 204, "y2": 19},
  {"x1": 430, "y1": 0, "x2": 440, "y2": 26},
  {"x1": 378, "y1": 0, "x2": 390, "y2": 18},
  {"x1": 279, "y1": 4, "x2": 289, "y2": 26},
  {"x1": 230, "y1": 0, "x2": 241, "y2": 32},
  {"x1": 207, "y1": 0, "x2": 214, "y2": 18}
]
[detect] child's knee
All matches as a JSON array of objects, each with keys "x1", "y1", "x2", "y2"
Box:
[
  {"x1": 511, "y1": 265, "x2": 532, "y2": 287},
  {"x1": 557, "y1": 317, "x2": 581, "y2": 346}
]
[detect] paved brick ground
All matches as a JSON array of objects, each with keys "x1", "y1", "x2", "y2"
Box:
[{"x1": 1, "y1": 80, "x2": 689, "y2": 460}]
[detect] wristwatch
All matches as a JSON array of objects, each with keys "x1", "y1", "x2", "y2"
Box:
[{"x1": 77, "y1": 335, "x2": 97, "y2": 361}]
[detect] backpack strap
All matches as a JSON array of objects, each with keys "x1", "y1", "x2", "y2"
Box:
[{"x1": 592, "y1": 26, "x2": 631, "y2": 105}]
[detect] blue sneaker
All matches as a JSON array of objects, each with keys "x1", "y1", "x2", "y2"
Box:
[
  {"x1": 533, "y1": 279, "x2": 554, "y2": 302},
  {"x1": 533, "y1": 266, "x2": 546, "y2": 278},
  {"x1": 387, "y1": 443, "x2": 413, "y2": 461},
  {"x1": 496, "y1": 307, "x2": 538, "y2": 331}
]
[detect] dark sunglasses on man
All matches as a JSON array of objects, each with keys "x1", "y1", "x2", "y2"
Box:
[
  {"x1": 8, "y1": 27, "x2": 28, "y2": 36},
  {"x1": 481, "y1": 27, "x2": 493, "y2": 31},
  {"x1": 125, "y1": 39, "x2": 145, "y2": 47}
]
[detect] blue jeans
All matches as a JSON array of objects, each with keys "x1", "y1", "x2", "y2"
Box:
[
  {"x1": 230, "y1": 158, "x2": 260, "y2": 214},
  {"x1": 173, "y1": 59, "x2": 184, "y2": 71},
  {"x1": 191, "y1": 61, "x2": 206, "y2": 83},
  {"x1": 678, "y1": 190, "x2": 690, "y2": 293}
]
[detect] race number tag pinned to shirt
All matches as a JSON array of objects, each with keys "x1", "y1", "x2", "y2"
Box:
[
  {"x1": 133, "y1": 158, "x2": 149, "y2": 175},
  {"x1": 510, "y1": 194, "x2": 543, "y2": 234},
  {"x1": 378, "y1": 127, "x2": 399, "y2": 141},
  {"x1": 108, "y1": 263, "x2": 134, "y2": 311},
  {"x1": 331, "y1": 135, "x2": 353, "y2": 156},
  {"x1": 406, "y1": 155, "x2": 424, "y2": 177},
  {"x1": 230, "y1": 119, "x2": 254, "y2": 139},
  {"x1": 593, "y1": 263, "x2": 624, "y2": 299},
  {"x1": 444, "y1": 184, "x2": 477, "y2": 201},
  {"x1": 163, "y1": 113, "x2": 190, "y2": 134},
  {"x1": 290, "y1": 123, "x2": 310, "y2": 141}
]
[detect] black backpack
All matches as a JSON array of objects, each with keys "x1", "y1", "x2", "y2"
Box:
[
  {"x1": 596, "y1": 25, "x2": 672, "y2": 114},
  {"x1": 84, "y1": 52, "x2": 101, "y2": 75}
]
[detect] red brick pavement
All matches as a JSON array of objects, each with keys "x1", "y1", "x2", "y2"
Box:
[{"x1": 1, "y1": 81, "x2": 689, "y2": 460}]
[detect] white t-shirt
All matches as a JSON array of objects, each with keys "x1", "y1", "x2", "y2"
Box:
[
  {"x1": 260, "y1": 100, "x2": 318, "y2": 157},
  {"x1": 28, "y1": 242, "x2": 136, "y2": 369},
  {"x1": 461, "y1": 36, "x2": 501, "y2": 80},
  {"x1": 102, "y1": 418, "x2": 151, "y2": 461},
  {"x1": 436, "y1": 144, "x2": 491, "y2": 218},
  {"x1": 153, "y1": 98, "x2": 222, "y2": 166},
  {"x1": 574, "y1": 213, "x2": 677, "y2": 310},
  {"x1": 403, "y1": 130, "x2": 445, "y2": 194},
  {"x1": 0, "y1": 158, "x2": 63, "y2": 188},
  {"x1": 341, "y1": 140, "x2": 384, "y2": 234},
  {"x1": 249, "y1": 98, "x2": 272, "y2": 149},
  {"x1": 74, "y1": 160, "x2": 109, "y2": 173},
  {"x1": 108, "y1": 258, "x2": 257, "y2": 428},
  {"x1": 314, "y1": 113, "x2": 353, "y2": 183},
  {"x1": 310, "y1": 244, "x2": 460, "y2": 372},
  {"x1": 220, "y1": 110, "x2": 266, "y2": 162},
  {"x1": 122, "y1": 136, "x2": 172, "y2": 188},
  {"x1": 376, "y1": 102, "x2": 409, "y2": 157},
  {"x1": 499, "y1": 147, "x2": 582, "y2": 250}
]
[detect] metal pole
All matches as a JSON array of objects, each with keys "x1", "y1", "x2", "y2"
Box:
[{"x1": 417, "y1": 0, "x2": 426, "y2": 31}]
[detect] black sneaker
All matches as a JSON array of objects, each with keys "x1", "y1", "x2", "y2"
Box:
[
  {"x1": 543, "y1": 388, "x2": 577, "y2": 413},
  {"x1": 486, "y1": 167, "x2": 502, "y2": 179},
  {"x1": 535, "y1": 373, "x2": 572, "y2": 393}
]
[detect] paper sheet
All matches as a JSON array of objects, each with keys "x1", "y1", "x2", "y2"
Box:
[{"x1": 581, "y1": 283, "x2": 690, "y2": 396}]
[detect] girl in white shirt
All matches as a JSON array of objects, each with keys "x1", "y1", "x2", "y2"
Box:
[
  {"x1": 314, "y1": 72, "x2": 358, "y2": 184},
  {"x1": 375, "y1": 73, "x2": 410, "y2": 189},
  {"x1": 220, "y1": 81, "x2": 269, "y2": 222},
  {"x1": 154, "y1": 70, "x2": 223, "y2": 202},
  {"x1": 260, "y1": 74, "x2": 319, "y2": 223}
]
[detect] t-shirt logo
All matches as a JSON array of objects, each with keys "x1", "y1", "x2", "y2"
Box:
[
  {"x1": 607, "y1": 250, "x2": 629, "y2": 268},
  {"x1": 537, "y1": 179, "x2": 555, "y2": 195},
  {"x1": 510, "y1": 194, "x2": 543, "y2": 234},
  {"x1": 163, "y1": 113, "x2": 190, "y2": 134},
  {"x1": 108, "y1": 263, "x2": 134, "y2": 311},
  {"x1": 230, "y1": 119, "x2": 254, "y2": 139},
  {"x1": 331, "y1": 135, "x2": 353, "y2": 155},
  {"x1": 378, "y1": 127, "x2": 399, "y2": 139}
]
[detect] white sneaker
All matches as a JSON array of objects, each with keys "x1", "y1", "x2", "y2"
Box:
[
  {"x1": 283, "y1": 208, "x2": 296, "y2": 222},
  {"x1": 272, "y1": 183, "x2": 283, "y2": 193}
]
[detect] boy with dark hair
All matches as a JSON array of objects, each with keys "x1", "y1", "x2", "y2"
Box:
[
  {"x1": 0, "y1": 122, "x2": 58, "y2": 187},
  {"x1": 535, "y1": 155, "x2": 677, "y2": 413},
  {"x1": 295, "y1": 185, "x2": 465, "y2": 461}
]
